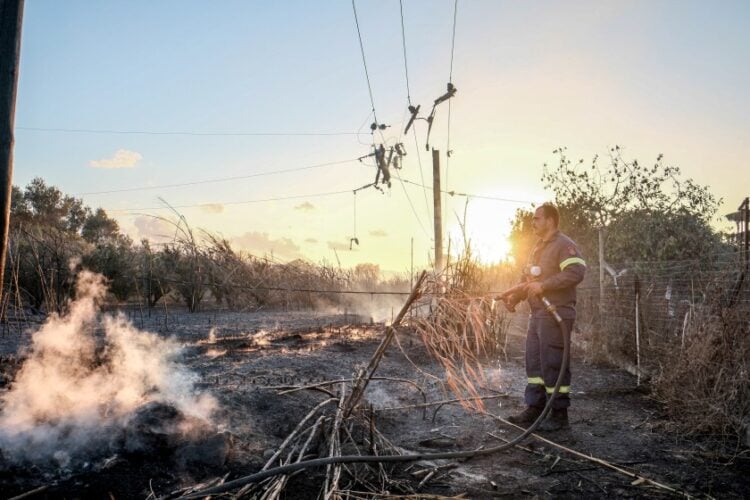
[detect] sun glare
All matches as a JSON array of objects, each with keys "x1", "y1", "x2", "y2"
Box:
[{"x1": 446, "y1": 199, "x2": 517, "y2": 265}]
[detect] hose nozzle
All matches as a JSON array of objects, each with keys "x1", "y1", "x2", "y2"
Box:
[{"x1": 540, "y1": 296, "x2": 564, "y2": 324}]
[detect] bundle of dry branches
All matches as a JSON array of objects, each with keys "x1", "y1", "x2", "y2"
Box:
[{"x1": 409, "y1": 276, "x2": 510, "y2": 413}]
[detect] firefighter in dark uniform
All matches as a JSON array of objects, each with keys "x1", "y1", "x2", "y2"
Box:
[{"x1": 500, "y1": 203, "x2": 586, "y2": 431}]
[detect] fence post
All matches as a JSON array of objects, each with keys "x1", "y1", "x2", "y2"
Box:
[
  {"x1": 597, "y1": 226, "x2": 605, "y2": 350},
  {"x1": 634, "y1": 274, "x2": 641, "y2": 386},
  {"x1": 743, "y1": 197, "x2": 749, "y2": 272}
]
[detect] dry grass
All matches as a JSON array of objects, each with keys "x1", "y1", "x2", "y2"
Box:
[
  {"x1": 408, "y1": 250, "x2": 513, "y2": 413},
  {"x1": 651, "y1": 300, "x2": 750, "y2": 449}
]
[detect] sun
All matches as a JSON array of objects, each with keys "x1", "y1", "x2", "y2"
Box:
[{"x1": 445, "y1": 199, "x2": 517, "y2": 265}]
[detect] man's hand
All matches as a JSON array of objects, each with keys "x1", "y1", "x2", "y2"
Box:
[{"x1": 526, "y1": 281, "x2": 544, "y2": 297}]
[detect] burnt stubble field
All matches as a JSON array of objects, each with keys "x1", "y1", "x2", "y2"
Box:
[{"x1": 1, "y1": 303, "x2": 747, "y2": 499}]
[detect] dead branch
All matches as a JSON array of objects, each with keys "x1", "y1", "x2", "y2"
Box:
[
  {"x1": 323, "y1": 384, "x2": 346, "y2": 499},
  {"x1": 260, "y1": 397, "x2": 337, "y2": 472},
  {"x1": 487, "y1": 414, "x2": 705, "y2": 499},
  {"x1": 7, "y1": 486, "x2": 49, "y2": 500},
  {"x1": 343, "y1": 271, "x2": 427, "y2": 418},
  {"x1": 375, "y1": 394, "x2": 507, "y2": 413}
]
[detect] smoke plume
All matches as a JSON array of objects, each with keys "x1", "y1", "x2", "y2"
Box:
[{"x1": 0, "y1": 271, "x2": 217, "y2": 465}]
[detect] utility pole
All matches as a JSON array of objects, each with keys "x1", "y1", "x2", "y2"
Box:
[
  {"x1": 0, "y1": 0, "x2": 25, "y2": 300},
  {"x1": 432, "y1": 149, "x2": 443, "y2": 274}
]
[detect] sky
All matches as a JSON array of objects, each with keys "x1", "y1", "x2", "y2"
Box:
[{"x1": 12, "y1": 0, "x2": 750, "y2": 273}]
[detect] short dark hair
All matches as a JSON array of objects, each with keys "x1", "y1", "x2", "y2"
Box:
[{"x1": 538, "y1": 202, "x2": 560, "y2": 227}]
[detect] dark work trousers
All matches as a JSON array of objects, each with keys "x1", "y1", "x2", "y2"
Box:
[{"x1": 524, "y1": 315, "x2": 574, "y2": 410}]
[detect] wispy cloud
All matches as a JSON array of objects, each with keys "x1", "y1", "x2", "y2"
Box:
[
  {"x1": 200, "y1": 203, "x2": 224, "y2": 214},
  {"x1": 294, "y1": 202, "x2": 316, "y2": 212},
  {"x1": 369, "y1": 229, "x2": 387, "y2": 237},
  {"x1": 89, "y1": 149, "x2": 143, "y2": 169},
  {"x1": 304, "y1": 237, "x2": 318, "y2": 244},
  {"x1": 231, "y1": 231, "x2": 303, "y2": 261}
]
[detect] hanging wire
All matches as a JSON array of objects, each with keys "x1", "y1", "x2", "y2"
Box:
[
  {"x1": 413, "y1": 127, "x2": 432, "y2": 223},
  {"x1": 445, "y1": 0, "x2": 459, "y2": 217},
  {"x1": 397, "y1": 0, "x2": 431, "y2": 227},
  {"x1": 17, "y1": 126, "x2": 361, "y2": 137},
  {"x1": 351, "y1": 0, "x2": 379, "y2": 126},
  {"x1": 355, "y1": 110, "x2": 375, "y2": 146},
  {"x1": 448, "y1": 0, "x2": 459, "y2": 85},
  {"x1": 353, "y1": 191, "x2": 357, "y2": 238},
  {"x1": 350, "y1": 0, "x2": 430, "y2": 240},
  {"x1": 105, "y1": 189, "x2": 354, "y2": 212},
  {"x1": 393, "y1": 169, "x2": 432, "y2": 240},
  {"x1": 77, "y1": 158, "x2": 361, "y2": 196},
  {"x1": 399, "y1": 0, "x2": 412, "y2": 106},
  {"x1": 400, "y1": 178, "x2": 533, "y2": 204}
]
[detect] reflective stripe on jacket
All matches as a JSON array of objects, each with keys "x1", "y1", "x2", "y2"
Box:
[{"x1": 528, "y1": 231, "x2": 586, "y2": 319}]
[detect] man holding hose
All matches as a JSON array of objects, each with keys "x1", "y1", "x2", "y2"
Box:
[{"x1": 499, "y1": 203, "x2": 586, "y2": 431}]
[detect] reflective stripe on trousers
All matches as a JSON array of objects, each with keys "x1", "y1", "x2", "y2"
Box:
[{"x1": 524, "y1": 315, "x2": 573, "y2": 409}]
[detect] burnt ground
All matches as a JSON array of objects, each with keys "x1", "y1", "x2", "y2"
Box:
[{"x1": 1, "y1": 307, "x2": 749, "y2": 499}]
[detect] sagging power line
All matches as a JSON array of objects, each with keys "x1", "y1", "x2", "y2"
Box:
[
  {"x1": 445, "y1": 0, "x2": 459, "y2": 204},
  {"x1": 400, "y1": 2, "x2": 459, "y2": 153},
  {"x1": 350, "y1": 0, "x2": 430, "y2": 244},
  {"x1": 78, "y1": 158, "x2": 362, "y2": 196},
  {"x1": 105, "y1": 189, "x2": 353, "y2": 213},
  {"x1": 354, "y1": 143, "x2": 406, "y2": 192},
  {"x1": 400, "y1": 178, "x2": 533, "y2": 204},
  {"x1": 17, "y1": 126, "x2": 362, "y2": 137}
]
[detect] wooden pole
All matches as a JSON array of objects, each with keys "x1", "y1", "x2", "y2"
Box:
[
  {"x1": 432, "y1": 149, "x2": 443, "y2": 273},
  {"x1": 0, "y1": 0, "x2": 25, "y2": 301}
]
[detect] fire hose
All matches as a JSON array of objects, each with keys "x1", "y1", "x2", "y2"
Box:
[{"x1": 183, "y1": 296, "x2": 569, "y2": 498}]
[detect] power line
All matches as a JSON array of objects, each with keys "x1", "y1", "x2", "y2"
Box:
[
  {"x1": 77, "y1": 158, "x2": 362, "y2": 196},
  {"x1": 351, "y1": 0, "x2": 427, "y2": 242},
  {"x1": 394, "y1": 169, "x2": 432, "y2": 241},
  {"x1": 400, "y1": 178, "x2": 534, "y2": 204},
  {"x1": 445, "y1": 0, "x2": 459, "y2": 213},
  {"x1": 412, "y1": 127, "x2": 432, "y2": 224},
  {"x1": 351, "y1": 0, "x2": 379, "y2": 127},
  {"x1": 397, "y1": 0, "x2": 431, "y2": 224},
  {"x1": 16, "y1": 126, "x2": 361, "y2": 137},
  {"x1": 448, "y1": 0, "x2": 459, "y2": 84},
  {"x1": 395, "y1": 0, "x2": 433, "y2": 238},
  {"x1": 398, "y1": 0, "x2": 412, "y2": 106},
  {"x1": 105, "y1": 189, "x2": 353, "y2": 213}
]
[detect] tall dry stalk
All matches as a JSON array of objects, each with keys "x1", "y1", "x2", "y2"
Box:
[{"x1": 410, "y1": 277, "x2": 510, "y2": 412}]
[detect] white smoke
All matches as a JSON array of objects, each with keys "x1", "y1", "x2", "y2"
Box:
[{"x1": 0, "y1": 271, "x2": 217, "y2": 464}]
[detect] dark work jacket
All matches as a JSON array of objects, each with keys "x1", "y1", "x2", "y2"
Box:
[{"x1": 517, "y1": 230, "x2": 586, "y2": 319}]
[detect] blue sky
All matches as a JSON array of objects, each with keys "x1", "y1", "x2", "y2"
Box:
[{"x1": 12, "y1": 0, "x2": 750, "y2": 271}]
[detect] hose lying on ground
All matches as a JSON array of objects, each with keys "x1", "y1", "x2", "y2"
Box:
[{"x1": 182, "y1": 296, "x2": 569, "y2": 499}]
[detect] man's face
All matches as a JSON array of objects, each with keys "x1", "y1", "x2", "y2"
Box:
[{"x1": 532, "y1": 208, "x2": 552, "y2": 236}]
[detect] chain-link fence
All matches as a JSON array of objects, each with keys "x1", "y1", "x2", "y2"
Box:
[{"x1": 575, "y1": 249, "x2": 750, "y2": 442}]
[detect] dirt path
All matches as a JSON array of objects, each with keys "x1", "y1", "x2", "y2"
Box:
[{"x1": 1, "y1": 308, "x2": 747, "y2": 498}]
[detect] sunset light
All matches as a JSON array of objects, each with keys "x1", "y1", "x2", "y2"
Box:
[{"x1": 1, "y1": 1, "x2": 748, "y2": 497}]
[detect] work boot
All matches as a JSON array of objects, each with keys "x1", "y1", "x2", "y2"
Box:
[
  {"x1": 538, "y1": 408, "x2": 569, "y2": 431},
  {"x1": 506, "y1": 406, "x2": 543, "y2": 426}
]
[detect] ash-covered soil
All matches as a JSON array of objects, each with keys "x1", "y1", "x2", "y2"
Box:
[{"x1": 1, "y1": 306, "x2": 748, "y2": 499}]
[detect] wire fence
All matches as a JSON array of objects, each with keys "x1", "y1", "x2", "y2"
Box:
[{"x1": 574, "y1": 250, "x2": 749, "y2": 377}]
